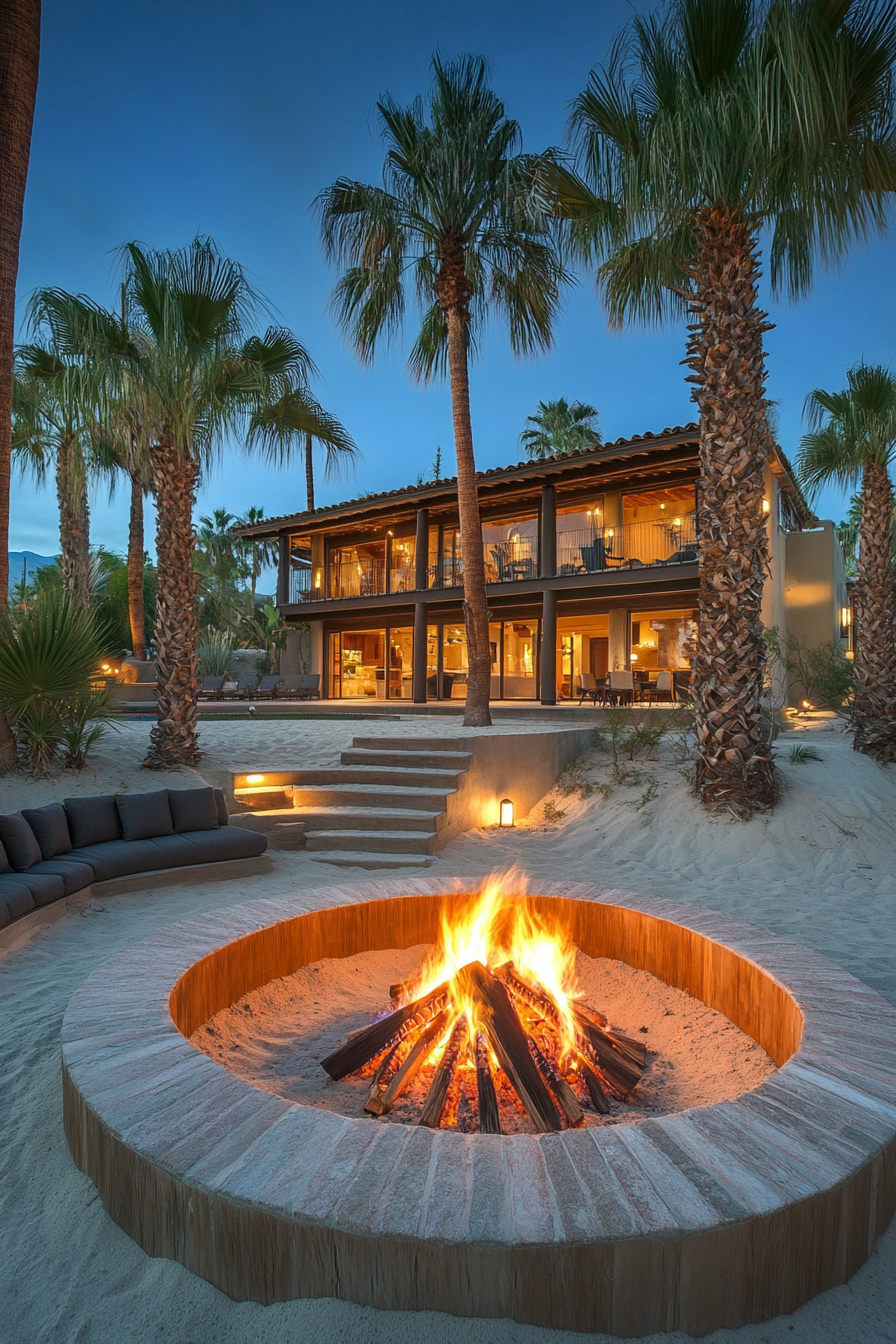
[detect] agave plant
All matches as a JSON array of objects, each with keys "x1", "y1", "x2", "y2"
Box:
[
  {"x1": 0, "y1": 589, "x2": 117, "y2": 773},
  {"x1": 197, "y1": 629, "x2": 237, "y2": 677}
]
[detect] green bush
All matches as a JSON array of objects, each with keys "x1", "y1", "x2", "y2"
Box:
[
  {"x1": 0, "y1": 590, "x2": 117, "y2": 773},
  {"x1": 763, "y1": 627, "x2": 853, "y2": 716},
  {"x1": 197, "y1": 629, "x2": 236, "y2": 676}
]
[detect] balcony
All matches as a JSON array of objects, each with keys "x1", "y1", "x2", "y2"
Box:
[{"x1": 557, "y1": 516, "x2": 697, "y2": 574}]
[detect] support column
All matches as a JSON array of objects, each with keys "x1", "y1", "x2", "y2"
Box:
[
  {"x1": 412, "y1": 602, "x2": 428, "y2": 703},
  {"x1": 277, "y1": 535, "x2": 289, "y2": 606},
  {"x1": 414, "y1": 509, "x2": 429, "y2": 591},
  {"x1": 539, "y1": 484, "x2": 557, "y2": 578},
  {"x1": 540, "y1": 587, "x2": 557, "y2": 705},
  {"x1": 609, "y1": 608, "x2": 629, "y2": 671}
]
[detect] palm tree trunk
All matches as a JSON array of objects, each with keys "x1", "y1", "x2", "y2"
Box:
[
  {"x1": 852, "y1": 458, "x2": 896, "y2": 760},
  {"x1": 445, "y1": 304, "x2": 491, "y2": 727},
  {"x1": 0, "y1": 0, "x2": 41, "y2": 772},
  {"x1": 127, "y1": 471, "x2": 146, "y2": 660},
  {"x1": 144, "y1": 442, "x2": 201, "y2": 768},
  {"x1": 56, "y1": 434, "x2": 91, "y2": 602},
  {"x1": 305, "y1": 432, "x2": 315, "y2": 511},
  {"x1": 686, "y1": 209, "x2": 775, "y2": 818}
]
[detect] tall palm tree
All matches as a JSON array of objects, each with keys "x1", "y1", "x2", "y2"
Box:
[
  {"x1": 316, "y1": 54, "x2": 567, "y2": 726},
  {"x1": 115, "y1": 238, "x2": 313, "y2": 767},
  {"x1": 0, "y1": 0, "x2": 41, "y2": 771},
  {"x1": 235, "y1": 506, "x2": 279, "y2": 599},
  {"x1": 561, "y1": 0, "x2": 896, "y2": 816},
  {"x1": 520, "y1": 397, "x2": 601, "y2": 459},
  {"x1": 246, "y1": 385, "x2": 358, "y2": 512},
  {"x1": 797, "y1": 364, "x2": 896, "y2": 760}
]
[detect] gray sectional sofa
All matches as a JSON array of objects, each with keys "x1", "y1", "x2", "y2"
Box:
[{"x1": 0, "y1": 786, "x2": 268, "y2": 931}]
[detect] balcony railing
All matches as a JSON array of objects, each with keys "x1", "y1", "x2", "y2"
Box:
[
  {"x1": 284, "y1": 517, "x2": 697, "y2": 602},
  {"x1": 557, "y1": 516, "x2": 697, "y2": 573}
]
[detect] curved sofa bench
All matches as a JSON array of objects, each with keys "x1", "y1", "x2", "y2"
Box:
[{"x1": 0, "y1": 786, "x2": 268, "y2": 933}]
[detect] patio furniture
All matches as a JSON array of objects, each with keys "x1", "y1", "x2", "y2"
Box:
[
  {"x1": 672, "y1": 670, "x2": 693, "y2": 702},
  {"x1": 255, "y1": 675, "x2": 283, "y2": 700},
  {"x1": 608, "y1": 670, "x2": 635, "y2": 705},
  {"x1": 644, "y1": 670, "x2": 673, "y2": 704},
  {"x1": 275, "y1": 675, "x2": 303, "y2": 700},
  {"x1": 580, "y1": 539, "x2": 608, "y2": 572},
  {"x1": 220, "y1": 679, "x2": 239, "y2": 699},
  {"x1": 667, "y1": 545, "x2": 698, "y2": 564},
  {"x1": 577, "y1": 673, "x2": 605, "y2": 705},
  {"x1": 197, "y1": 675, "x2": 225, "y2": 700},
  {"x1": 299, "y1": 673, "x2": 320, "y2": 699},
  {"x1": 234, "y1": 676, "x2": 259, "y2": 699}
]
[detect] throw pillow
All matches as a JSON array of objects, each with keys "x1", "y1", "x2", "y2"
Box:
[
  {"x1": 115, "y1": 790, "x2": 174, "y2": 841},
  {"x1": 0, "y1": 814, "x2": 42, "y2": 871},
  {"x1": 0, "y1": 838, "x2": 11, "y2": 874},
  {"x1": 213, "y1": 789, "x2": 229, "y2": 826},
  {"x1": 169, "y1": 788, "x2": 219, "y2": 834},
  {"x1": 22, "y1": 803, "x2": 73, "y2": 859},
  {"x1": 64, "y1": 796, "x2": 122, "y2": 848}
]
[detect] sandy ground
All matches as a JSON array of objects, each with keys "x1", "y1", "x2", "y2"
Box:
[
  {"x1": 191, "y1": 945, "x2": 775, "y2": 1129},
  {"x1": 1, "y1": 715, "x2": 895, "y2": 1344}
]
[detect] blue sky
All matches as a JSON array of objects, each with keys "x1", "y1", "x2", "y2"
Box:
[{"x1": 12, "y1": 0, "x2": 895, "y2": 564}]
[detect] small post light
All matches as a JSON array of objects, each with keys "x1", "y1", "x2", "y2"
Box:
[
  {"x1": 246, "y1": 773, "x2": 265, "y2": 784},
  {"x1": 499, "y1": 798, "x2": 514, "y2": 827},
  {"x1": 762, "y1": 498, "x2": 771, "y2": 514}
]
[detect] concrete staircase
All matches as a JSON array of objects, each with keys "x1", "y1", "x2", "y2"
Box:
[{"x1": 238, "y1": 736, "x2": 475, "y2": 870}]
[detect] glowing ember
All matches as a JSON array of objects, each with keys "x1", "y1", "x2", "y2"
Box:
[{"x1": 319, "y1": 872, "x2": 648, "y2": 1133}]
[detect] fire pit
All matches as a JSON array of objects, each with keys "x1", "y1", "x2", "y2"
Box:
[{"x1": 62, "y1": 878, "x2": 896, "y2": 1337}]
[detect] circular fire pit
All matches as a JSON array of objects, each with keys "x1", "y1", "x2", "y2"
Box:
[{"x1": 62, "y1": 879, "x2": 896, "y2": 1337}]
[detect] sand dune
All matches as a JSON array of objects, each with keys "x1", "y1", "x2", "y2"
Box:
[{"x1": 1, "y1": 716, "x2": 894, "y2": 1344}]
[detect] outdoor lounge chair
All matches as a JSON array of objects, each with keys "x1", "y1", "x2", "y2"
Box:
[
  {"x1": 234, "y1": 676, "x2": 259, "y2": 699},
  {"x1": 298, "y1": 673, "x2": 320, "y2": 699},
  {"x1": 197, "y1": 675, "x2": 225, "y2": 700},
  {"x1": 220, "y1": 678, "x2": 239, "y2": 698},
  {"x1": 577, "y1": 673, "x2": 605, "y2": 705},
  {"x1": 580, "y1": 539, "x2": 608, "y2": 572},
  {"x1": 255, "y1": 675, "x2": 283, "y2": 700},
  {"x1": 275, "y1": 675, "x2": 302, "y2": 700}
]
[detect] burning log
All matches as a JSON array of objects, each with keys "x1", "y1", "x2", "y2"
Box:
[
  {"x1": 457, "y1": 962, "x2": 562, "y2": 1134},
  {"x1": 575, "y1": 1055, "x2": 612, "y2": 1114},
  {"x1": 320, "y1": 980, "x2": 450, "y2": 1080},
  {"x1": 418, "y1": 1018, "x2": 467, "y2": 1129},
  {"x1": 368, "y1": 1011, "x2": 450, "y2": 1116},
  {"x1": 475, "y1": 1033, "x2": 501, "y2": 1134},
  {"x1": 576, "y1": 1020, "x2": 644, "y2": 1099},
  {"x1": 528, "y1": 1038, "x2": 584, "y2": 1127},
  {"x1": 363, "y1": 1043, "x2": 401, "y2": 1114}
]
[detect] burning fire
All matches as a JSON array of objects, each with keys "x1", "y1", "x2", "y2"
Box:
[{"x1": 320, "y1": 871, "x2": 647, "y2": 1133}]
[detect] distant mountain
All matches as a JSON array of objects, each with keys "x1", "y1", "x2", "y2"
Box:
[{"x1": 8, "y1": 551, "x2": 59, "y2": 585}]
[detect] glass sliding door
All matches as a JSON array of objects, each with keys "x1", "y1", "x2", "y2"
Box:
[
  {"x1": 502, "y1": 621, "x2": 537, "y2": 698},
  {"x1": 386, "y1": 627, "x2": 413, "y2": 699},
  {"x1": 332, "y1": 629, "x2": 385, "y2": 698},
  {"x1": 441, "y1": 624, "x2": 468, "y2": 698}
]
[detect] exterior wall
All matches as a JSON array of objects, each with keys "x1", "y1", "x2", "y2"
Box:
[
  {"x1": 608, "y1": 609, "x2": 628, "y2": 671},
  {"x1": 783, "y1": 521, "x2": 848, "y2": 705}
]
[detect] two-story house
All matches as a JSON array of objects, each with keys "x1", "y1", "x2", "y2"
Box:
[{"x1": 235, "y1": 423, "x2": 849, "y2": 707}]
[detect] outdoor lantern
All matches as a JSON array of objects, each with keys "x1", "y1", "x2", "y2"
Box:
[
  {"x1": 499, "y1": 798, "x2": 514, "y2": 827},
  {"x1": 762, "y1": 498, "x2": 771, "y2": 514}
]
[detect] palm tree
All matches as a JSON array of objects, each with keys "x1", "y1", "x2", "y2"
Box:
[
  {"x1": 316, "y1": 54, "x2": 567, "y2": 726},
  {"x1": 116, "y1": 238, "x2": 313, "y2": 767},
  {"x1": 797, "y1": 364, "x2": 896, "y2": 760},
  {"x1": 520, "y1": 398, "x2": 600, "y2": 459},
  {"x1": 561, "y1": 0, "x2": 896, "y2": 816},
  {"x1": 0, "y1": 0, "x2": 42, "y2": 771},
  {"x1": 246, "y1": 386, "x2": 358, "y2": 512},
  {"x1": 235, "y1": 506, "x2": 279, "y2": 599}
]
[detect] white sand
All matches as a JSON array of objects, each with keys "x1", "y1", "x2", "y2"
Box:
[{"x1": 1, "y1": 715, "x2": 895, "y2": 1344}]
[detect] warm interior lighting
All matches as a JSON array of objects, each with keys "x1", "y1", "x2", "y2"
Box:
[
  {"x1": 630, "y1": 653, "x2": 638, "y2": 662},
  {"x1": 314, "y1": 569, "x2": 322, "y2": 589},
  {"x1": 499, "y1": 798, "x2": 514, "y2": 827},
  {"x1": 246, "y1": 773, "x2": 265, "y2": 784},
  {"x1": 660, "y1": 502, "x2": 665, "y2": 510},
  {"x1": 673, "y1": 517, "x2": 681, "y2": 527},
  {"x1": 762, "y1": 498, "x2": 771, "y2": 514},
  {"x1": 607, "y1": 529, "x2": 614, "y2": 538}
]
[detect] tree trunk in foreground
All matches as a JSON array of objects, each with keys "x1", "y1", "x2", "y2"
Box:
[
  {"x1": 144, "y1": 443, "x2": 201, "y2": 768},
  {"x1": 127, "y1": 471, "x2": 146, "y2": 660},
  {"x1": 445, "y1": 304, "x2": 491, "y2": 727},
  {"x1": 852, "y1": 457, "x2": 896, "y2": 760},
  {"x1": 0, "y1": 0, "x2": 41, "y2": 771},
  {"x1": 56, "y1": 434, "x2": 91, "y2": 602},
  {"x1": 687, "y1": 209, "x2": 776, "y2": 818},
  {"x1": 305, "y1": 432, "x2": 315, "y2": 511}
]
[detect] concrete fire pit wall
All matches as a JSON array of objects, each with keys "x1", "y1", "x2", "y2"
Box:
[{"x1": 62, "y1": 880, "x2": 896, "y2": 1337}]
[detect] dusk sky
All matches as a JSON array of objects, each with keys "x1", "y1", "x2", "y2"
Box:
[{"x1": 12, "y1": 0, "x2": 895, "y2": 569}]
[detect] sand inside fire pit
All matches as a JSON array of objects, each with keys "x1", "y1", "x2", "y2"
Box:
[{"x1": 190, "y1": 945, "x2": 776, "y2": 1132}]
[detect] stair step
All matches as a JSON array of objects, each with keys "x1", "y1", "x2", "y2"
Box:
[
  {"x1": 309, "y1": 851, "x2": 434, "y2": 870},
  {"x1": 340, "y1": 748, "x2": 473, "y2": 770},
  {"x1": 304, "y1": 830, "x2": 438, "y2": 855},
  {"x1": 351, "y1": 736, "x2": 470, "y2": 752},
  {"x1": 292, "y1": 807, "x2": 444, "y2": 832},
  {"x1": 291, "y1": 784, "x2": 452, "y2": 810},
  {"x1": 288, "y1": 766, "x2": 463, "y2": 788}
]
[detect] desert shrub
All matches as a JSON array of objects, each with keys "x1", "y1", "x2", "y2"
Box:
[
  {"x1": 197, "y1": 629, "x2": 237, "y2": 676},
  {"x1": 764, "y1": 627, "x2": 853, "y2": 716},
  {"x1": 789, "y1": 743, "x2": 823, "y2": 764},
  {"x1": 541, "y1": 799, "x2": 567, "y2": 823},
  {"x1": 0, "y1": 590, "x2": 117, "y2": 773},
  {"x1": 595, "y1": 704, "x2": 686, "y2": 779},
  {"x1": 557, "y1": 757, "x2": 596, "y2": 798}
]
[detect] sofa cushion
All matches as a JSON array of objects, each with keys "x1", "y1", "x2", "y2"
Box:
[
  {"x1": 0, "y1": 875, "x2": 36, "y2": 926},
  {"x1": 66, "y1": 838, "x2": 161, "y2": 883},
  {"x1": 22, "y1": 803, "x2": 73, "y2": 859},
  {"x1": 178, "y1": 826, "x2": 268, "y2": 864},
  {"x1": 64, "y1": 795, "x2": 121, "y2": 848},
  {"x1": 16, "y1": 869, "x2": 67, "y2": 907},
  {"x1": 0, "y1": 814, "x2": 42, "y2": 871},
  {"x1": 28, "y1": 858, "x2": 95, "y2": 899},
  {"x1": 213, "y1": 789, "x2": 229, "y2": 826},
  {"x1": 115, "y1": 790, "x2": 174, "y2": 842},
  {"x1": 169, "y1": 787, "x2": 219, "y2": 834},
  {"x1": 0, "y1": 838, "x2": 10, "y2": 874}
]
